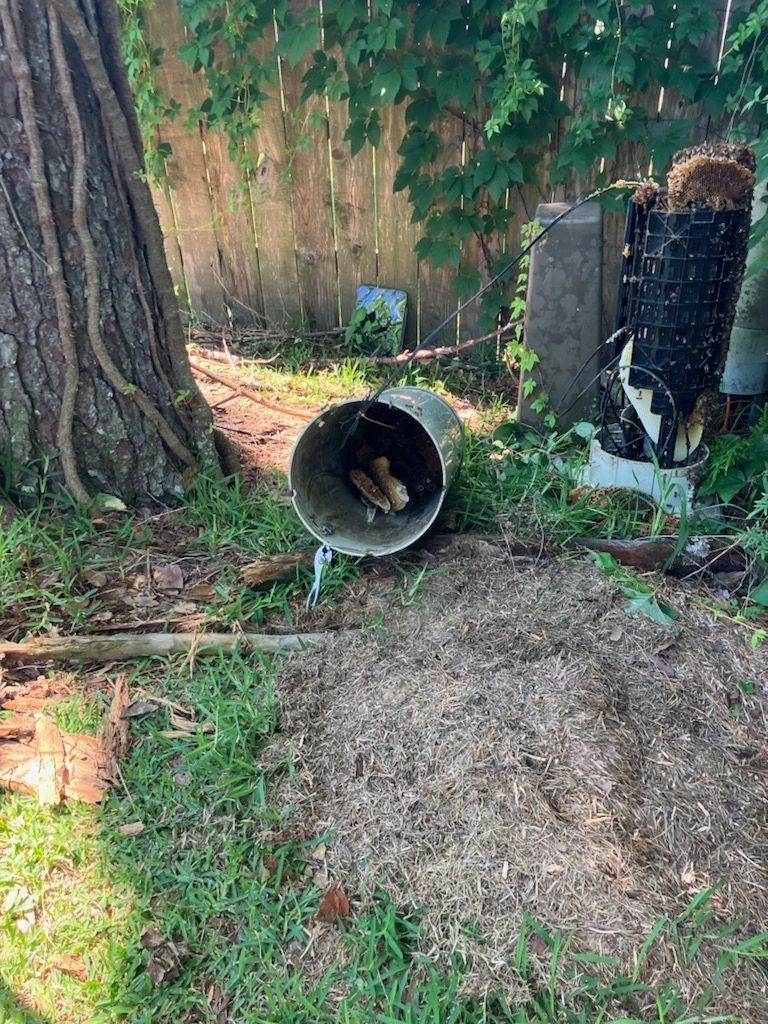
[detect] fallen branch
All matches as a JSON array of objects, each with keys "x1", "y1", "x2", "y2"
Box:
[
  {"x1": 191, "y1": 319, "x2": 521, "y2": 369},
  {"x1": 572, "y1": 535, "x2": 747, "y2": 577},
  {"x1": 357, "y1": 324, "x2": 519, "y2": 365},
  {"x1": 189, "y1": 360, "x2": 318, "y2": 421},
  {"x1": 0, "y1": 630, "x2": 350, "y2": 663}
]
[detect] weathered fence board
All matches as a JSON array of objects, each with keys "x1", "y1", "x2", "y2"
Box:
[
  {"x1": 142, "y1": 2, "x2": 732, "y2": 348},
  {"x1": 246, "y1": 32, "x2": 303, "y2": 327},
  {"x1": 144, "y1": 0, "x2": 225, "y2": 322},
  {"x1": 328, "y1": 98, "x2": 377, "y2": 323},
  {"x1": 203, "y1": 130, "x2": 264, "y2": 322},
  {"x1": 375, "y1": 103, "x2": 421, "y2": 344},
  {"x1": 281, "y1": 55, "x2": 340, "y2": 330},
  {"x1": 418, "y1": 111, "x2": 462, "y2": 346}
]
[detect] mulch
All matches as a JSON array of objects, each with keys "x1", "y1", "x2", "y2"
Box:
[{"x1": 266, "y1": 535, "x2": 768, "y2": 1017}]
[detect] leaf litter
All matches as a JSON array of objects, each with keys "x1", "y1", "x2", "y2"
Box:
[{"x1": 267, "y1": 535, "x2": 768, "y2": 1017}]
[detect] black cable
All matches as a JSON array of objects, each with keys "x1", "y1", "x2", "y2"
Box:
[
  {"x1": 341, "y1": 184, "x2": 636, "y2": 445},
  {"x1": 553, "y1": 326, "x2": 629, "y2": 416}
]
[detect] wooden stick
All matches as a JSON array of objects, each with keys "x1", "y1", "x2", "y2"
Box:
[
  {"x1": 35, "y1": 717, "x2": 66, "y2": 806},
  {"x1": 0, "y1": 630, "x2": 350, "y2": 663},
  {"x1": 189, "y1": 360, "x2": 318, "y2": 421}
]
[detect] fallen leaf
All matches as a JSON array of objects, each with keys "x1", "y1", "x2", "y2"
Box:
[
  {"x1": 262, "y1": 855, "x2": 279, "y2": 879},
  {"x1": 121, "y1": 700, "x2": 160, "y2": 719},
  {"x1": 128, "y1": 594, "x2": 160, "y2": 610},
  {"x1": 169, "y1": 710, "x2": 196, "y2": 732},
  {"x1": 208, "y1": 983, "x2": 234, "y2": 1024},
  {"x1": 153, "y1": 564, "x2": 184, "y2": 591},
  {"x1": 95, "y1": 493, "x2": 128, "y2": 512},
  {"x1": 316, "y1": 882, "x2": 350, "y2": 924},
  {"x1": 173, "y1": 770, "x2": 193, "y2": 787},
  {"x1": 187, "y1": 583, "x2": 216, "y2": 600},
  {"x1": 2, "y1": 885, "x2": 37, "y2": 934},
  {"x1": 146, "y1": 952, "x2": 175, "y2": 987},
  {"x1": 168, "y1": 601, "x2": 198, "y2": 617},
  {"x1": 311, "y1": 843, "x2": 327, "y2": 862},
  {"x1": 52, "y1": 953, "x2": 88, "y2": 982},
  {"x1": 84, "y1": 569, "x2": 109, "y2": 588},
  {"x1": 140, "y1": 928, "x2": 166, "y2": 950},
  {"x1": 119, "y1": 821, "x2": 146, "y2": 837},
  {"x1": 713, "y1": 570, "x2": 746, "y2": 593},
  {"x1": 144, "y1": 934, "x2": 193, "y2": 986},
  {"x1": 1, "y1": 884, "x2": 34, "y2": 916}
]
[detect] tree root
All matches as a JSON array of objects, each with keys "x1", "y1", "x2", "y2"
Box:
[
  {"x1": 50, "y1": 0, "x2": 219, "y2": 467},
  {"x1": 0, "y1": 0, "x2": 90, "y2": 503}
]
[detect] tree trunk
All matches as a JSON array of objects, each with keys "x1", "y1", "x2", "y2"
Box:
[{"x1": 0, "y1": 0, "x2": 220, "y2": 504}]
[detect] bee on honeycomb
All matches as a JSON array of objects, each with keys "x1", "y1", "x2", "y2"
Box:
[{"x1": 631, "y1": 179, "x2": 660, "y2": 206}]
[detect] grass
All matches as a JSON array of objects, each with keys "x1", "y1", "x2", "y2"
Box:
[
  {"x1": 2, "y1": 646, "x2": 767, "y2": 1022},
  {"x1": 1, "y1": 361, "x2": 767, "y2": 1020}
]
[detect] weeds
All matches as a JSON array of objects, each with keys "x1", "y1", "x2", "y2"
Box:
[{"x1": 1, "y1": 359, "x2": 767, "y2": 1020}]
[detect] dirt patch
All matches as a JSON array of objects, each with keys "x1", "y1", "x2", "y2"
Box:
[
  {"x1": 269, "y1": 537, "x2": 768, "y2": 1015},
  {"x1": 192, "y1": 354, "x2": 506, "y2": 484}
]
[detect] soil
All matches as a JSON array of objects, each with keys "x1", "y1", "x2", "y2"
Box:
[{"x1": 193, "y1": 353, "x2": 503, "y2": 485}]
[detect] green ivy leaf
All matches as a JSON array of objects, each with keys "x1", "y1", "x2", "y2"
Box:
[
  {"x1": 373, "y1": 68, "x2": 402, "y2": 105},
  {"x1": 623, "y1": 592, "x2": 680, "y2": 626},
  {"x1": 279, "y1": 21, "x2": 320, "y2": 68}
]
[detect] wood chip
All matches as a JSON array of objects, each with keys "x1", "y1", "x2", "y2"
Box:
[
  {"x1": 35, "y1": 717, "x2": 66, "y2": 806},
  {"x1": 241, "y1": 553, "x2": 312, "y2": 587},
  {"x1": 119, "y1": 821, "x2": 146, "y2": 837},
  {"x1": 121, "y1": 699, "x2": 160, "y2": 718},
  {"x1": 52, "y1": 953, "x2": 88, "y2": 982},
  {"x1": 100, "y1": 678, "x2": 131, "y2": 779}
]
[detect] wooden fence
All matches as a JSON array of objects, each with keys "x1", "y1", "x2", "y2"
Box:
[{"x1": 144, "y1": 1, "x2": 732, "y2": 345}]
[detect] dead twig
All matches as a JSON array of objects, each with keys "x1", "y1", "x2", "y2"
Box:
[{"x1": 189, "y1": 360, "x2": 318, "y2": 421}]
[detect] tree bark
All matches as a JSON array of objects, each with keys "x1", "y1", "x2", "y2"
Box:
[{"x1": 0, "y1": 0, "x2": 220, "y2": 504}]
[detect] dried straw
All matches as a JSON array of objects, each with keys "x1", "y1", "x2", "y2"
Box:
[{"x1": 269, "y1": 537, "x2": 768, "y2": 1015}]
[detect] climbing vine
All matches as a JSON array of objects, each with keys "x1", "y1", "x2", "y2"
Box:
[
  {"x1": 119, "y1": 0, "x2": 768, "y2": 324},
  {"x1": 117, "y1": 0, "x2": 179, "y2": 180}
]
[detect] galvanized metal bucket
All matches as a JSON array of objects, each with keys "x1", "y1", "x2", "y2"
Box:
[{"x1": 288, "y1": 386, "x2": 464, "y2": 557}]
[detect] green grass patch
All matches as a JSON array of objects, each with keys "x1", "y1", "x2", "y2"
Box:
[{"x1": 2, "y1": 654, "x2": 766, "y2": 1022}]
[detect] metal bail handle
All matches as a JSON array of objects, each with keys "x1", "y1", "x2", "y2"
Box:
[{"x1": 306, "y1": 544, "x2": 333, "y2": 609}]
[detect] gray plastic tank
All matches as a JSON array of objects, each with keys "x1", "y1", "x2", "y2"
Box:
[{"x1": 288, "y1": 386, "x2": 464, "y2": 556}]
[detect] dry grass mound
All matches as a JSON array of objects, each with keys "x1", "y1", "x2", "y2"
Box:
[{"x1": 270, "y1": 538, "x2": 768, "y2": 1014}]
